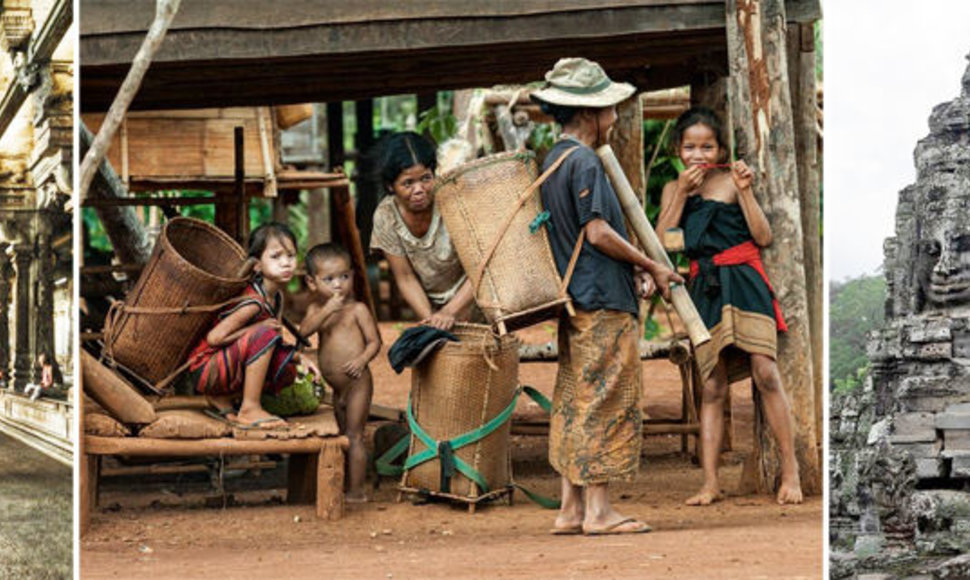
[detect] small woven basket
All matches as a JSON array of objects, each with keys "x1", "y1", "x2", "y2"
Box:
[
  {"x1": 434, "y1": 151, "x2": 571, "y2": 333},
  {"x1": 103, "y1": 217, "x2": 249, "y2": 385},
  {"x1": 401, "y1": 323, "x2": 519, "y2": 506}
]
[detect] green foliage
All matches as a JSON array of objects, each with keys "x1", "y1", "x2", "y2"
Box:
[
  {"x1": 643, "y1": 119, "x2": 681, "y2": 223},
  {"x1": 833, "y1": 364, "x2": 868, "y2": 395},
  {"x1": 416, "y1": 103, "x2": 458, "y2": 144},
  {"x1": 529, "y1": 123, "x2": 558, "y2": 158},
  {"x1": 82, "y1": 208, "x2": 112, "y2": 255},
  {"x1": 643, "y1": 312, "x2": 661, "y2": 341},
  {"x1": 829, "y1": 274, "x2": 886, "y2": 390}
]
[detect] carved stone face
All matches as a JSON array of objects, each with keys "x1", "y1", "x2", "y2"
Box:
[{"x1": 916, "y1": 188, "x2": 970, "y2": 311}]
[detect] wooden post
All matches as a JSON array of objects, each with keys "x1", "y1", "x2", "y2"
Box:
[
  {"x1": 331, "y1": 184, "x2": 376, "y2": 315},
  {"x1": 79, "y1": 453, "x2": 99, "y2": 536},
  {"x1": 216, "y1": 127, "x2": 246, "y2": 243},
  {"x1": 788, "y1": 21, "x2": 823, "y2": 468},
  {"x1": 726, "y1": 0, "x2": 821, "y2": 496},
  {"x1": 608, "y1": 95, "x2": 646, "y2": 205},
  {"x1": 317, "y1": 440, "x2": 345, "y2": 520}
]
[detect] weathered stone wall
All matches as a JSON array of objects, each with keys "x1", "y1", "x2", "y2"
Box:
[{"x1": 831, "y1": 53, "x2": 970, "y2": 579}]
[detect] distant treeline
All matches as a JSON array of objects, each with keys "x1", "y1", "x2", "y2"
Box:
[{"x1": 829, "y1": 274, "x2": 886, "y2": 392}]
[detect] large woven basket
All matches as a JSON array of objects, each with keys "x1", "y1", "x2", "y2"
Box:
[
  {"x1": 434, "y1": 151, "x2": 570, "y2": 333},
  {"x1": 402, "y1": 323, "x2": 519, "y2": 505},
  {"x1": 104, "y1": 218, "x2": 249, "y2": 385}
]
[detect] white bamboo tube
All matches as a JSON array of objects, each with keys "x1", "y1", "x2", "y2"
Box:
[{"x1": 596, "y1": 144, "x2": 711, "y2": 347}]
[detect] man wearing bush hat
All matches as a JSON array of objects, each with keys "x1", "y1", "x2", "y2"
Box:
[{"x1": 533, "y1": 57, "x2": 682, "y2": 535}]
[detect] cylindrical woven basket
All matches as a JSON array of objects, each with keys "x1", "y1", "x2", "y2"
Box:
[
  {"x1": 434, "y1": 151, "x2": 570, "y2": 332},
  {"x1": 104, "y1": 217, "x2": 249, "y2": 385},
  {"x1": 402, "y1": 323, "x2": 519, "y2": 502}
]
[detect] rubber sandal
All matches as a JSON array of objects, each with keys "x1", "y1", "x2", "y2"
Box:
[
  {"x1": 583, "y1": 517, "x2": 653, "y2": 536},
  {"x1": 232, "y1": 415, "x2": 288, "y2": 431}
]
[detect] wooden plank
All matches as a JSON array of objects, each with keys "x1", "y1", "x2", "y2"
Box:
[
  {"x1": 82, "y1": 109, "x2": 273, "y2": 181},
  {"x1": 84, "y1": 434, "x2": 348, "y2": 456},
  {"x1": 83, "y1": 1, "x2": 715, "y2": 35}
]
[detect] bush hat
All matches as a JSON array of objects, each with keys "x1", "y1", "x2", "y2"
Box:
[{"x1": 531, "y1": 57, "x2": 636, "y2": 108}]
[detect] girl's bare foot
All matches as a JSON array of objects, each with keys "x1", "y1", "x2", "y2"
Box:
[
  {"x1": 685, "y1": 486, "x2": 724, "y2": 506},
  {"x1": 345, "y1": 493, "x2": 368, "y2": 504}
]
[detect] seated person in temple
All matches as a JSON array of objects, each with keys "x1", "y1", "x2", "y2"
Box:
[{"x1": 24, "y1": 352, "x2": 55, "y2": 401}]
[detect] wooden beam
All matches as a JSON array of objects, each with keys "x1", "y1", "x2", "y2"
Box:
[
  {"x1": 84, "y1": 434, "x2": 349, "y2": 456},
  {"x1": 80, "y1": 29, "x2": 730, "y2": 112}
]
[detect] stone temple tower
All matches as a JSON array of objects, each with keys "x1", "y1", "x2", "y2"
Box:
[{"x1": 831, "y1": 54, "x2": 970, "y2": 577}]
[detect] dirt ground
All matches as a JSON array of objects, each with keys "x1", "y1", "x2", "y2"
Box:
[{"x1": 81, "y1": 323, "x2": 822, "y2": 579}]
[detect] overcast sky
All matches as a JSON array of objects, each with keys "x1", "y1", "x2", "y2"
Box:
[{"x1": 825, "y1": 1, "x2": 970, "y2": 281}]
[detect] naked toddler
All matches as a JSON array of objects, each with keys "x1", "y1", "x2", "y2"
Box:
[{"x1": 300, "y1": 243, "x2": 381, "y2": 502}]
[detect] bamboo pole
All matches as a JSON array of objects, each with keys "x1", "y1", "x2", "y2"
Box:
[
  {"x1": 596, "y1": 145, "x2": 710, "y2": 347},
  {"x1": 78, "y1": 0, "x2": 182, "y2": 200}
]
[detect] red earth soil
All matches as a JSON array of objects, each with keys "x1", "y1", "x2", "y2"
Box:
[{"x1": 81, "y1": 323, "x2": 821, "y2": 579}]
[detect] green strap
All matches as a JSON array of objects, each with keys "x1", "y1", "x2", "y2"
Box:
[
  {"x1": 513, "y1": 483, "x2": 561, "y2": 510},
  {"x1": 404, "y1": 387, "x2": 522, "y2": 494},
  {"x1": 398, "y1": 385, "x2": 561, "y2": 509},
  {"x1": 522, "y1": 385, "x2": 552, "y2": 413},
  {"x1": 375, "y1": 434, "x2": 410, "y2": 477}
]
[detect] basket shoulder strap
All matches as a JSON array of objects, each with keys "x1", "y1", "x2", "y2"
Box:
[
  {"x1": 472, "y1": 146, "x2": 580, "y2": 295},
  {"x1": 558, "y1": 227, "x2": 586, "y2": 297}
]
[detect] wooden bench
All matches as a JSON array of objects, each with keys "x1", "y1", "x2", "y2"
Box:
[{"x1": 80, "y1": 434, "x2": 347, "y2": 534}]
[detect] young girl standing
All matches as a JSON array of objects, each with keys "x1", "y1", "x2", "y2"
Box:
[
  {"x1": 655, "y1": 107, "x2": 803, "y2": 506},
  {"x1": 186, "y1": 222, "x2": 321, "y2": 430}
]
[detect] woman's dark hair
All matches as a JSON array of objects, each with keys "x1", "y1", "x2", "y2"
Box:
[
  {"x1": 537, "y1": 101, "x2": 581, "y2": 126},
  {"x1": 247, "y1": 222, "x2": 297, "y2": 259},
  {"x1": 670, "y1": 107, "x2": 728, "y2": 154},
  {"x1": 374, "y1": 131, "x2": 437, "y2": 192}
]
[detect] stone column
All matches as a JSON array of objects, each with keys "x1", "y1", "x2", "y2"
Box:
[
  {"x1": 0, "y1": 247, "x2": 11, "y2": 384},
  {"x1": 12, "y1": 245, "x2": 33, "y2": 390},
  {"x1": 34, "y1": 219, "x2": 60, "y2": 383}
]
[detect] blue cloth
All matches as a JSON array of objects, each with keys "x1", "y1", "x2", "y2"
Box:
[
  {"x1": 387, "y1": 326, "x2": 459, "y2": 374},
  {"x1": 540, "y1": 139, "x2": 638, "y2": 316}
]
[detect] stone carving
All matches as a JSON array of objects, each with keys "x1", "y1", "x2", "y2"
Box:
[{"x1": 831, "y1": 54, "x2": 970, "y2": 578}]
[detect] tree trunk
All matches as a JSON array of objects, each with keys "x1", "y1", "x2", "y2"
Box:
[
  {"x1": 79, "y1": 123, "x2": 152, "y2": 265},
  {"x1": 787, "y1": 21, "x2": 823, "y2": 468},
  {"x1": 726, "y1": 0, "x2": 821, "y2": 496}
]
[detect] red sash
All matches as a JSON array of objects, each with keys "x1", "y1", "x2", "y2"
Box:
[{"x1": 689, "y1": 240, "x2": 788, "y2": 332}]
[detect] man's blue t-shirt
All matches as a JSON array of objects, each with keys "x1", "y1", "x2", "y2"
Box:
[{"x1": 540, "y1": 139, "x2": 638, "y2": 316}]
